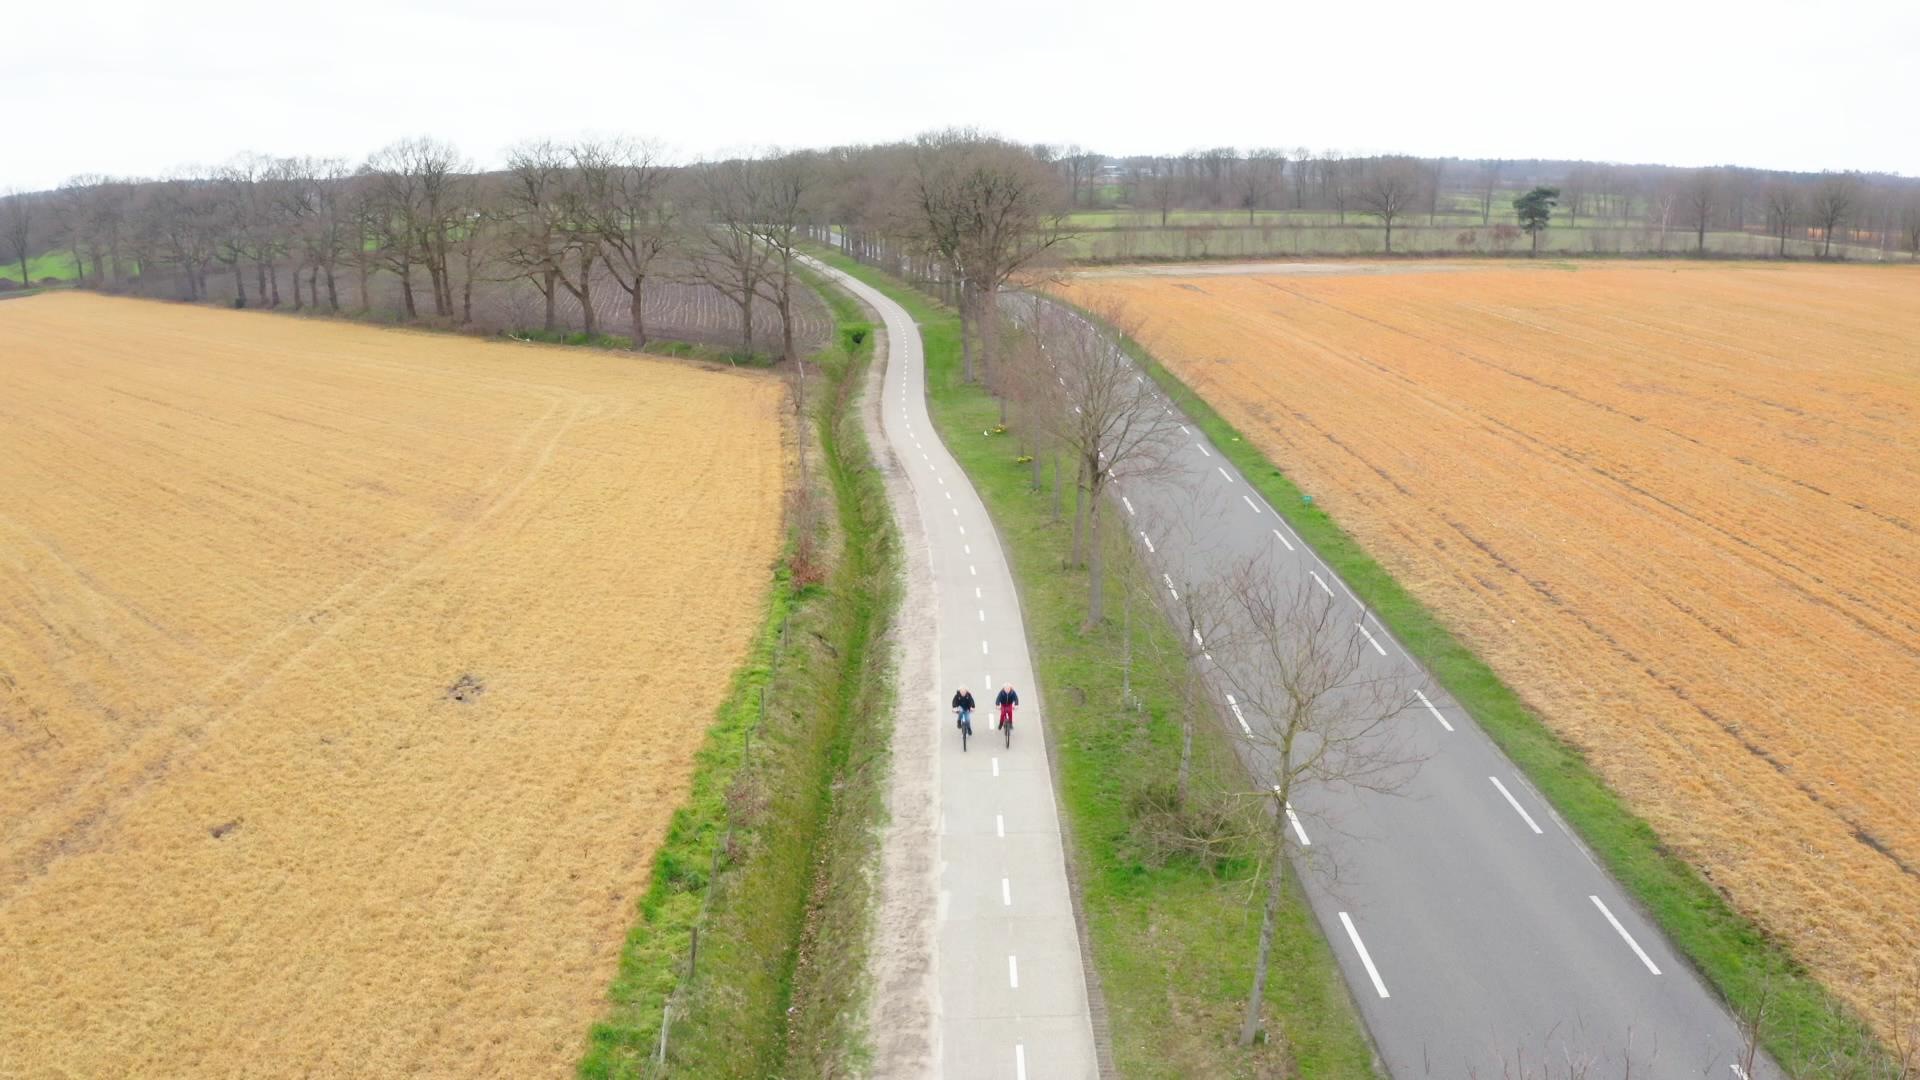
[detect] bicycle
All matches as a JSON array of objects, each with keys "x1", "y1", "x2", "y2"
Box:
[
  {"x1": 997, "y1": 707, "x2": 1014, "y2": 749},
  {"x1": 956, "y1": 707, "x2": 973, "y2": 751}
]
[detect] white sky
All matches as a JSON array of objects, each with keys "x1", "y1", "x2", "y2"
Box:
[{"x1": 7, "y1": 0, "x2": 1915, "y2": 192}]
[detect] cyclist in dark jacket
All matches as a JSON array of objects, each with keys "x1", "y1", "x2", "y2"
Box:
[
  {"x1": 951, "y1": 688, "x2": 977, "y2": 731},
  {"x1": 994, "y1": 685, "x2": 1019, "y2": 729}
]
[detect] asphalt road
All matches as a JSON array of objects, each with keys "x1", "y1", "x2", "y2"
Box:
[
  {"x1": 1015, "y1": 293, "x2": 1781, "y2": 1079},
  {"x1": 810, "y1": 255, "x2": 1100, "y2": 1079}
]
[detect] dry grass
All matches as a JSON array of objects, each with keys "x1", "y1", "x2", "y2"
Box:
[
  {"x1": 1059, "y1": 261, "x2": 1920, "y2": 1040},
  {"x1": 0, "y1": 293, "x2": 786, "y2": 1077}
]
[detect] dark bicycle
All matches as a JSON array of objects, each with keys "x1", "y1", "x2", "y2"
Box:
[{"x1": 956, "y1": 708, "x2": 973, "y2": 751}]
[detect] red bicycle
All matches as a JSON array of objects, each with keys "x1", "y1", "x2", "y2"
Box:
[{"x1": 997, "y1": 705, "x2": 1014, "y2": 748}]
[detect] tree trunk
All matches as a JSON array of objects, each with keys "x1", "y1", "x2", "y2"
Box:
[
  {"x1": 1384, "y1": 221, "x2": 1392, "y2": 254},
  {"x1": 461, "y1": 271, "x2": 473, "y2": 324},
  {"x1": 399, "y1": 268, "x2": 416, "y2": 318},
  {"x1": 1085, "y1": 474, "x2": 1105, "y2": 627},
  {"x1": 1531, "y1": 230, "x2": 1540, "y2": 257},
  {"x1": 356, "y1": 263, "x2": 370, "y2": 312},
  {"x1": 1237, "y1": 824, "x2": 1290, "y2": 1048},
  {"x1": 779, "y1": 271, "x2": 796, "y2": 364},
  {"x1": 255, "y1": 262, "x2": 267, "y2": 305},
  {"x1": 578, "y1": 251, "x2": 596, "y2": 335},
  {"x1": 1052, "y1": 454, "x2": 1063, "y2": 521},
  {"x1": 289, "y1": 268, "x2": 302, "y2": 310},
  {"x1": 629, "y1": 281, "x2": 648, "y2": 349},
  {"x1": 15, "y1": 256, "x2": 26, "y2": 286},
  {"x1": 959, "y1": 281, "x2": 974, "y2": 383},
  {"x1": 1697, "y1": 220, "x2": 1707, "y2": 253},
  {"x1": 1070, "y1": 456, "x2": 1086, "y2": 567},
  {"x1": 267, "y1": 262, "x2": 280, "y2": 307},
  {"x1": 321, "y1": 266, "x2": 334, "y2": 311},
  {"x1": 738, "y1": 293, "x2": 754, "y2": 357},
  {"x1": 542, "y1": 269, "x2": 558, "y2": 331},
  {"x1": 232, "y1": 263, "x2": 246, "y2": 306},
  {"x1": 1178, "y1": 671, "x2": 1194, "y2": 805}
]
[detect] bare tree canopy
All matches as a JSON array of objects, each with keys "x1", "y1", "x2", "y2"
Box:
[{"x1": 1358, "y1": 157, "x2": 1421, "y2": 254}]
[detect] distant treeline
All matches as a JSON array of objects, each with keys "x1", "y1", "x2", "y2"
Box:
[{"x1": 4, "y1": 137, "x2": 1916, "y2": 337}]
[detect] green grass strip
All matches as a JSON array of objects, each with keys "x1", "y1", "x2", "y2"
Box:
[
  {"x1": 809, "y1": 246, "x2": 1379, "y2": 1078},
  {"x1": 1050, "y1": 296, "x2": 1893, "y2": 1078}
]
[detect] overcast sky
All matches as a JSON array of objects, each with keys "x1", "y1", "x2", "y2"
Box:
[{"x1": 8, "y1": 0, "x2": 1915, "y2": 191}]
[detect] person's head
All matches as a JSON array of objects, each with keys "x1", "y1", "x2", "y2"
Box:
[{"x1": 1003, "y1": 684, "x2": 1014, "y2": 693}]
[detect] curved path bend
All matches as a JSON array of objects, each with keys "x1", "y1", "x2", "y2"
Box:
[{"x1": 811, "y1": 255, "x2": 1100, "y2": 1079}]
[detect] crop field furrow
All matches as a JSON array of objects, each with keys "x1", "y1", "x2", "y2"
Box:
[
  {"x1": 1058, "y1": 260, "x2": 1920, "y2": 1039},
  {"x1": 0, "y1": 292, "x2": 786, "y2": 1076}
]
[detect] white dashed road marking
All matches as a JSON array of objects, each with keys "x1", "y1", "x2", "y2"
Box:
[
  {"x1": 1271, "y1": 527, "x2": 1295, "y2": 551},
  {"x1": 1340, "y1": 912, "x2": 1391, "y2": 998},
  {"x1": 1357, "y1": 624, "x2": 1387, "y2": 655},
  {"x1": 1163, "y1": 574, "x2": 1179, "y2": 599},
  {"x1": 1591, "y1": 896, "x2": 1662, "y2": 975},
  {"x1": 1141, "y1": 532, "x2": 1155, "y2": 553},
  {"x1": 1243, "y1": 494, "x2": 1262, "y2": 514},
  {"x1": 1122, "y1": 496, "x2": 1135, "y2": 516},
  {"x1": 1311, "y1": 571, "x2": 1334, "y2": 597},
  {"x1": 1490, "y1": 776, "x2": 1544, "y2": 834},
  {"x1": 1414, "y1": 690, "x2": 1454, "y2": 732}
]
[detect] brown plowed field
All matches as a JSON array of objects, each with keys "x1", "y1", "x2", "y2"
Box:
[
  {"x1": 0, "y1": 293, "x2": 786, "y2": 1076},
  {"x1": 1059, "y1": 262, "x2": 1920, "y2": 1037}
]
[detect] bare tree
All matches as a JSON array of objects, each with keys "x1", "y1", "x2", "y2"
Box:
[
  {"x1": 1809, "y1": 174, "x2": 1858, "y2": 258},
  {"x1": 1683, "y1": 168, "x2": 1718, "y2": 254},
  {"x1": 1479, "y1": 159, "x2": 1504, "y2": 225},
  {"x1": 499, "y1": 140, "x2": 572, "y2": 332},
  {"x1": 1032, "y1": 299, "x2": 1182, "y2": 626},
  {"x1": 1322, "y1": 151, "x2": 1353, "y2": 225},
  {"x1": 1765, "y1": 183, "x2": 1799, "y2": 257},
  {"x1": 1359, "y1": 158, "x2": 1421, "y2": 254},
  {"x1": 1145, "y1": 160, "x2": 1182, "y2": 227},
  {"x1": 686, "y1": 154, "x2": 778, "y2": 358},
  {"x1": 1904, "y1": 197, "x2": 1920, "y2": 261},
  {"x1": 1216, "y1": 563, "x2": 1419, "y2": 1049},
  {"x1": 576, "y1": 138, "x2": 674, "y2": 348},
  {"x1": 910, "y1": 130, "x2": 1071, "y2": 390},
  {"x1": 1239, "y1": 148, "x2": 1286, "y2": 224},
  {"x1": 751, "y1": 150, "x2": 819, "y2": 364},
  {"x1": 1, "y1": 189, "x2": 31, "y2": 285}
]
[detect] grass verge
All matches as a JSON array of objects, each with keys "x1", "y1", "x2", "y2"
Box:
[
  {"x1": 502, "y1": 326, "x2": 775, "y2": 366},
  {"x1": 809, "y1": 245, "x2": 1380, "y2": 1078},
  {"x1": 1049, "y1": 296, "x2": 1893, "y2": 1077},
  {"x1": 577, "y1": 274, "x2": 896, "y2": 1077}
]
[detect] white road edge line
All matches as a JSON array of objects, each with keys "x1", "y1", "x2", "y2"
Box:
[
  {"x1": 1414, "y1": 690, "x2": 1455, "y2": 732},
  {"x1": 1590, "y1": 895, "x2": 1662, "y2": 975},
  {"x1": 1490, "y1": 776, "x2": 1544, "y2": 834},
  {"x1": 1339, "y1": 912, "x2": 1390, "y2": 998}
]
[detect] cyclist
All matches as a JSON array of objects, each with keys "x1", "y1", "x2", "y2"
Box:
[
  {"x1": 994, "y1": 684, "x2": 1019, "y2": 732},
  {"x1": 951, "y1": 687, "x2": 977, "y2": 733}
]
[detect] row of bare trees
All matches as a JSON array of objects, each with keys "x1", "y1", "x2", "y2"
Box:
[{"x1": 4, "y1": 139, "x2": 832, "y2": 359}]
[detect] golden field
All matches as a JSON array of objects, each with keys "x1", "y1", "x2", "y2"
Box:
[
  {"x1": 1060, "y1": 262, "x2": 1920, "y2": 1036},
  {"x1": 0, "y1": 293, "x2": 786, "y2": 1076}
]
